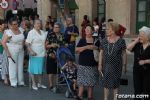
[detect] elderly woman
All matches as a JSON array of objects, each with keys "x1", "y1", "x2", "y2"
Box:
[
  {"x1": 127, "y1": 26, "x2": 150, "y2": 97},
  {"x1": 76, "y1": 25, "x2": 99, "y2": 100},
  {"x1": 2, "y1": 18, "x2": 25, "y2": 87},
  {"x1": 22, "y1": 20, "x2": 31, "y2": 68},
  {"x1": 45, "y1": 22, "x2": 65, "y2": 90},
  {"x1": 26, "y1": 20, "x2": 47, "y2": 90},
  {"x1": 98, "y1": 22, "x2": 127, "y2": 100},
  {"x1": 0, "y1": 19, "x2": 9, "y2": 85}
]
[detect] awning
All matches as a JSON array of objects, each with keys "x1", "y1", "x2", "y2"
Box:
[{"x1": 68, "y1": 0, "x2": 79, "y2": 10}]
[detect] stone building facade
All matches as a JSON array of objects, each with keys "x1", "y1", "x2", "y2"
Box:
[{"x1": 37, "y1": 0, "x2": 150, "y2": 36}]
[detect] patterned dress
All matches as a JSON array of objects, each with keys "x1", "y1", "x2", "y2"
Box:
[
  {"x1": 46, "y1": 32, "x2": 65, "y2": 74},
  {"x1": 76, "y1": 38, "x2": 99, "y2": 86},
  {"x1": 100, "y1": 38, "x2": 126, "y2": 89}
]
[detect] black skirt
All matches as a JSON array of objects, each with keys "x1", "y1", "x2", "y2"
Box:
[{"x1": 46, "y1": 56, "x2": 57, "y2": 74}]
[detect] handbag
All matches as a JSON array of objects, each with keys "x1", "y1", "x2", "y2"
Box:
[
  {"x1": 93, "y1": 50, "x2": 99, "y2": 62},
  {"x1": 93, "y1": 38, "x2": 100, "y2": 62},
  {"x1": 70, "y1": 33, "x2": 77, "y2": 42},
  {"x1": 70, "y1": 26, "x2": 78, "y2": 42},
  {"x1": 120, "y1": 78, "x2": 128, "y2": 85}
]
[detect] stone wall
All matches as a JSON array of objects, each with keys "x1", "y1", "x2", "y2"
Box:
[{"x1": 106, "y1": 0, "x2": 131, "y2": 35}]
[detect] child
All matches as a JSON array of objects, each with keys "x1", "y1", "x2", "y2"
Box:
[{"x1": 62, "y1": 58, "x2": 78, "y2": 96}]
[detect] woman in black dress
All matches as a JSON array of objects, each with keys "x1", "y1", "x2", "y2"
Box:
[
  {"x1": 45, "y1": 22, "x2": 65, "y2": 90},
  {"x1": 99, "y1": 22, "x2": 127, "y2": 100},
  {"x1": 127, "y1": 26, "x2": 150, "y2": 99},
  {"x1": 76, "y1": 25, "x2": 99, "y2": 100}
]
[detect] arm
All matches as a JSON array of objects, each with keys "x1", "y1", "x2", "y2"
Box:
[
  {"x1": 75, "y1": 45, "x2": 89, "y2": 54},
  {"x1": 25, "y1": 42, "x2": 36, "y2": 56},
  {"x1": 45, "y1": 41, "x2": 56, "y2": 49},
  {"x1": 62, "y1": 63, "x2": 68, "y2": 70},
  {"x1": 127, "y1": 37, "x2": 139, "y2": 51},
  {"x1": 122, "y1": 50, "x2": 127, "y2": 74},
  {"x1": 139, "y1": 59, "x2": 150, "y2": 65},
  {"x1": 98, "y1": 50, "x2": 103, "y2": 72},
  {"x1": 144, "y1": 60, "x2": 150, "y2": 64},
  {"x1": 2, "y1": 34, "x2": 11, "y2": 57},
  {"x1": 73, "y1": 63, "x2": 78, "y2": 67}
]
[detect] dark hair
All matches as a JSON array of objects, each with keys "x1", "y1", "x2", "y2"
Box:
[
  {"x1": 54, "y1": 22, "x2": 61, "y2": 28},
  {"x1": 49, "y1": 22, "x2": 54, "y2": 27},
  {"x1": 66, "y1": 57, "x2": 74, "y2": 62},
  {"x1": 108, "y1": 19, "x2": 113, "y2": 22},
  {"x1": 48, "y1": 16, "x2": 51, "y2": 19},
  {"x1": 83, "y1": 15, "x2": 88, "y2": 20},
  {"x1": 25, "y1": 20, "x2": 31, "y2": 29},
  {"x1": 9, "y1": 18, "x2": 18, "y2": 24},
  {"x1": 0, "y1": 19, "x2": 4, "y2": 25}
]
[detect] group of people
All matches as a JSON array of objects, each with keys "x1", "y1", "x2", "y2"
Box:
[{"x1": 0, "y1": 14, "x2": 150, "y2": 100}]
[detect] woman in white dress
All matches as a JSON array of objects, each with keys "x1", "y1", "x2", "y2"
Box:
[
  {"x1": 26, "y1": 20, "x2": 47, "y2": 90},
  {"x1": 2, "y1": 18, "x2": 25, "y2": 87}
]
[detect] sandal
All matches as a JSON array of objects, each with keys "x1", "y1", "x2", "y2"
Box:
[{"x1": 76, "y1": 96, "x2": 82, "y2": 100}]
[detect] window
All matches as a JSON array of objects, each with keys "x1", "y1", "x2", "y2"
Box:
[
  {"x1": 137, "y1": 1, "x2": 146, "y2": 22},
  {"x1": 136, "y1": 0, "x2": 150, "y2": 33},
  {"x1": 98, "y1": 0, "x2": 105, "y2": 20}
]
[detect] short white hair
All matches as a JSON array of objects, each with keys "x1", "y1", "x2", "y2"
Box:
[{"x1": 139, "y1": 26, "x2": 150, "y2": 40}]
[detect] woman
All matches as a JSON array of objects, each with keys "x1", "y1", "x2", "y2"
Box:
[
  {"x1": 76, "y1": 26, "x2": 99, "y2": 100},
  {"x1": 26, "y1": 20, "x2": 47, "y2": 90},
  {"x1": 127, "y1": 26, "x2": 150, "y2": 98},
  {"x1": 45, "y1": 22, "x2": 65, "y2": 90},
  {"x1": 98, "y1": 22, "x2": 127, "y2": 100},
  {"x1": 45, "y1": 21, "x2": 50, "y2": 32},
  {"x1": 23, "y1": 20, "x2": 31, "y2": 69},
  {"x1": 93, "y1": 19, "x2": 99, "y2": 37},
  {"x1": 2, "y1": 18, "x2": 25, "y2": 87},
  {"x1": 0, "y1": 19, "x2": 9, "y2": 85},
  {"x1": 81, "y1": 15, "x2": 90, "y2": 38}
]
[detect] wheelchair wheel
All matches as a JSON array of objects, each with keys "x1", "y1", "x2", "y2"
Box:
[
  {"x1": 65, "y1": 90, "x2": 70, "y2": 98},
  {"x1": 52, "y1": 87, "x2": 57, "y2": 93}
]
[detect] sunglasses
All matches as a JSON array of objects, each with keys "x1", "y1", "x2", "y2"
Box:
[
  {"x1": 54, "y1": 27, "x2": 60, "y2": 28},
  {"x1": 12, "y1": 23, "x2": 18, "y2": 26}
]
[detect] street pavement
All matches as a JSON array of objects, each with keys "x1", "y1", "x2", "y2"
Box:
[
  {"x1": 0, "y1": 38, "x2": 135, "y2": 100},
  {"x1": 0, "y1": 54, "x2": 134, "y2": 100}
]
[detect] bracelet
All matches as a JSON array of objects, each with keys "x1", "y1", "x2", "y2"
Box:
[{"x1": 144, "y1": 60, "x2": 146, "y2": 64}]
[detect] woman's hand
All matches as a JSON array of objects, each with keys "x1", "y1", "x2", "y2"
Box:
[
  {"x1": 98, "y1": 65, "x2": 103, "y2": 77},
  {"x1": 7, "y1": 52, "x2": 12, "y2": 58},
  {"x1": 134, "y1": 37, "x2": 140, "y2": 43},
  {"x1": 87, "y1": 45, "x2": 98, "y2": 50},
  {"x1": 123, "y1": 65, "x2": 127, "y2": 74},
  {"x1": 139, "y1": 60, "x2": 145, "y2": 66},
  {"x1": 78, "y1": 47, "x2": 85, "y2": 53},
  {"x1": 30, "y1": 51, "x2": 37, "y2": 56}
]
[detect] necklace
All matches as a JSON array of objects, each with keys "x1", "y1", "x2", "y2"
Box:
[
  {"x1": 107, "y1": 37, "x2": 119, "y2": 55},
  {"x1": 107, "y1": 43, "x2": 115, "y2": 55}
]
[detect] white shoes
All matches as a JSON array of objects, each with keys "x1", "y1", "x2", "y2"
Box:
[
  {"x1": 37, "y1": 83, "x2": 47, "y2": 89},
  {"x1": 32, "y1": 85, "x2": 38, "y2": 90},
  {"x1": 11, "y1": 85, "x2": 17, "y2": 88},
  {"x1": 32, "y1": 84, "x2": 47, "y2": 90}
]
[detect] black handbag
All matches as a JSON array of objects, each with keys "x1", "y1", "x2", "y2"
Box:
[{"x1": 120, "y1": 78, "x2": 128, "y2": 85}]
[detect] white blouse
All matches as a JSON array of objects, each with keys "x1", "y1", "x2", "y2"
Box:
[
  {"x1": 26, "y1": 29, "x2": 47, "y2": 57},
  {"x1": 6, "y1": 29, "x2": 24, "y2": 52}
]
